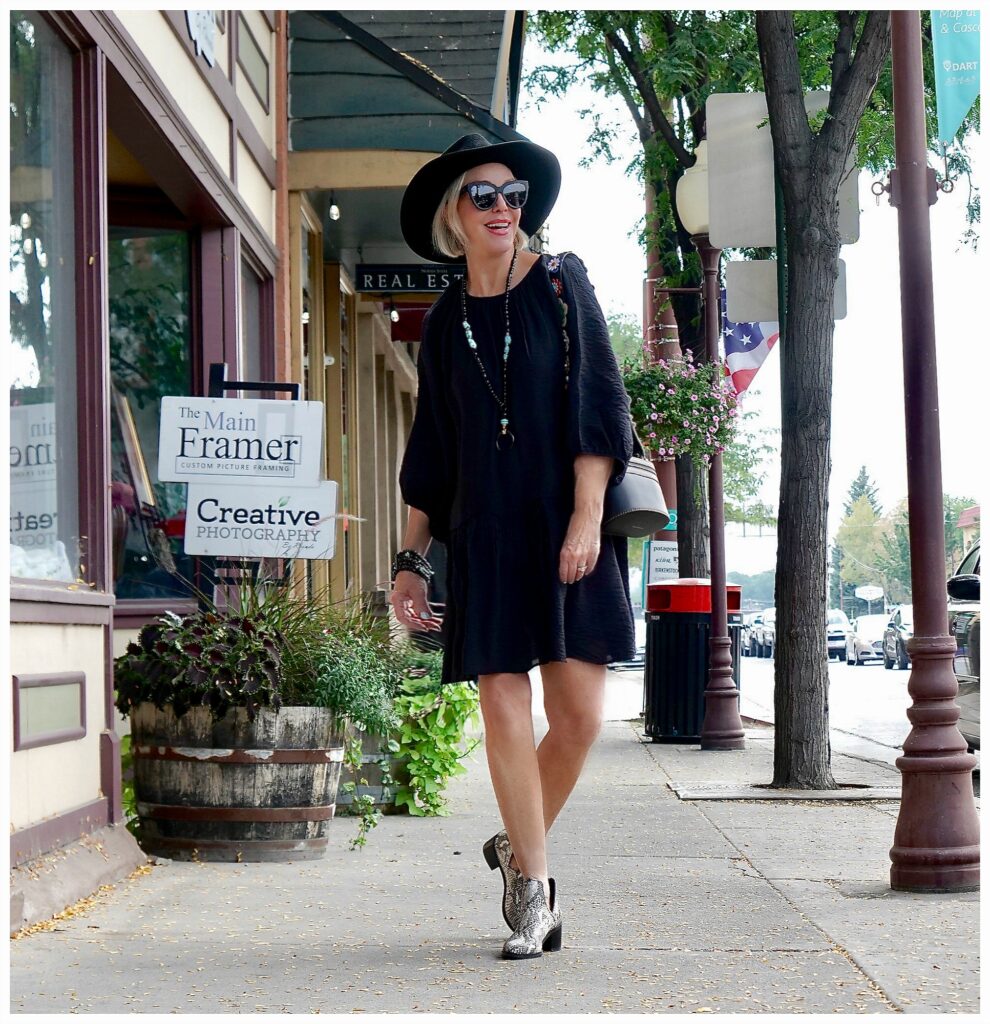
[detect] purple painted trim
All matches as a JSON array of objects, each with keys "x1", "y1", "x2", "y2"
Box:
[
  {"x1": 101, "y1": 729, "x2": 124, "y2": 825},
  {"x1": 10, "y1": 581, "x2": 114, "y2": 605},
  {"x1": 222, "y1": 226, "x2": 241, "y2": 369},
  {"x1": 113, "y1": 599, "x2": 198, "y2": 630},
  {"x1": 236, "y1": 12, "x2": 270, "y2": 114},
  {"x1": 161, "y1": 10, "x2": 276, "y2": 186},
  {"x1": 75, "y1": 49, "x2": 112, "y2": 596},
  {"x1": 10, "y1": 798, "x2": 110, "y2": 867},
  {"x1": 11, "y1": 603, "x2": 110, "y2": 626},
  {"x1": 12, "y1": 672, "x2": 87, "y2": 751},
  {"x1": 79, "y1": 12, "x2": 277, "y2": 272}
]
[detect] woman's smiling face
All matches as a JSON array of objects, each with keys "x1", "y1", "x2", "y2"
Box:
[{"x1": 456, "y1": 162, "x2": 521, "y2": 258}]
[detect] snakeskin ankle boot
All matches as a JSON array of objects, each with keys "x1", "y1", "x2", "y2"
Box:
[
  {"x1": 501, "y1": 876, "x2": 562, "y2": 960},
  {"x1": 483, "y1": 830, "x2": 526, "y2": 930}
]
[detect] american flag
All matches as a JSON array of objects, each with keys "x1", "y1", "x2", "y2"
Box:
[{"x1": 721, "y1": 289, "x2": 779, "y2": 397}]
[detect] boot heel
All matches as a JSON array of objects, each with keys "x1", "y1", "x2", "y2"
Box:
[
  {"x1": 482, "y1": 835, "x2": 499, "y2": 871},
  {"x1": 542, "y1": 923, "x2": 563, "y2": 953}
]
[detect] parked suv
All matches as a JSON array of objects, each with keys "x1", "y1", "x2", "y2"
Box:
[
  {"x1": 882, "y1": 605, "x2": 913, "y2": 670},
  {"x1": 827, "y1": 608, "x2": 851, "y2": 660},
  {"x1": 752, "y1": 607, "x2": 776, "y2": 658},
  {"x1": 948, "y1": 541, "x2": 980, "y2": 751}
]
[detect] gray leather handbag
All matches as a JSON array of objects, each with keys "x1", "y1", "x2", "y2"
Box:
[
  {"x1": 601, "y1": 427, "x2": 670, "y2": 538},
  {"x1": 547, "y1": 253, "x2": 670, "y2": 539}
]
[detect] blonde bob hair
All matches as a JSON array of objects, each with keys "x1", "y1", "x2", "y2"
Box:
[{"x1": 431, "y1": 171, "x2": 530, "y2": 260}]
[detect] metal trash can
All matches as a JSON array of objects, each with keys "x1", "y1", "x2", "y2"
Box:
[{"x1": 643, "y1": 578, "x2": 742, "y2": 743}]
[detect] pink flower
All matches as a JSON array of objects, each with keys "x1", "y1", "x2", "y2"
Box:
[
  {"x1": 671, "y1": 436, "x2": 678, "y2": 444},
  {"x1": 650, "y1": 412, "x2": 659, "y2": 421},
  {"x1": 690, "y1": 394, "x2": 698, "y2": 402},
  {"x1": 649, "y1": 432, "x2": 657, "y2": 439}
]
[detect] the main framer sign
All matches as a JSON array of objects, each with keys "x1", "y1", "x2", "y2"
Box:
[
  {"x1": 158, "y1": 397, "x2": 324, "y2": 485},
  {"x1": 356, "y1": 263, "x2": 465, "y2": 294}
]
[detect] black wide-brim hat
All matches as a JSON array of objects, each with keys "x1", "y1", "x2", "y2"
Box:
[{"x1": 400, "y1": 133, "x2": 561, "y2": 264}]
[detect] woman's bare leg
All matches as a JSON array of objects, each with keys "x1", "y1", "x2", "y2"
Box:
[
  {"x1": 535, "y1": 658, "x2": 607, "y2": 833},
  {"x1": 478, "y1": 671, "x2": 550, "y2": 901}
]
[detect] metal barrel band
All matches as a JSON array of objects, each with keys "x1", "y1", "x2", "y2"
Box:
[
  {"x1": 136, "y1": 802, "x2": 336, "y2": 822},
  {"x1": 132, "y1": 745, "x2": 344, "y2": 765}
]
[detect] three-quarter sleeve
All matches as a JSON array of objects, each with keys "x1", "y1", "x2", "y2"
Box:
[
  {"x1": 399, "y1": 315, "x2": 454, "y2": 543},
  {"x1": 559, "y1": 254, "x2": 634, "y2": 487}
]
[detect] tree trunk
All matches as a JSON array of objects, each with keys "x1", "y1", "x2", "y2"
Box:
[
  {"x1": 771, "y1": 212, "x2": 837, "y2": 789},
  {"x1": 758, "y1": 9, "x2": 889, "y2": 788},
  {"x1": 676, "y1": 454, "x2": 709, "y2": 577}
]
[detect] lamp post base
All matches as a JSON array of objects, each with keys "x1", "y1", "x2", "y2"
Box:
[
  {"x1": 700, "y1": 635, "x2": 746, "y2": 750},
  {"x1": 889, "y1": 634, "x2": 980, "y2": 892}
]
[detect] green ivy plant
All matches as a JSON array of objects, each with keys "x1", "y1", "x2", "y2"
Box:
[
  {"x1": 392, "y1": 671, "x2": 481, "y2": 817},
  {"x1": 621, "y1": 350, "x2": 739, "y2": 466}
]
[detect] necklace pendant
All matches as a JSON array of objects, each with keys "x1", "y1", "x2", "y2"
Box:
[{"x1": 496, "y1": 428, "x2": 515, "y2": 451}]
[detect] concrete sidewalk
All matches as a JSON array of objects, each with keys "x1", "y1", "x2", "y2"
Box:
[{"x1": 9, "y1": 679, "x2": 979, "y2": 1014}]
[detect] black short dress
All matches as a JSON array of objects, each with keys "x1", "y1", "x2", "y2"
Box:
[{"x1": 398, "y1": 252, "x2": 637, "y2": 685}]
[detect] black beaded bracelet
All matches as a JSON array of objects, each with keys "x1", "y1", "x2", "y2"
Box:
[{"x1": 391, "y1": 548, "x2": 434, "y2": 584}]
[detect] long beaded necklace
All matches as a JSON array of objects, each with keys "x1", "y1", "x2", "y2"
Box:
[{"x1": 460, "y1": 247, "x2": 518, "y2": 451}]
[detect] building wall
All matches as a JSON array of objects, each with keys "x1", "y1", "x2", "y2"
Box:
[{"x1": 9, "y1": 624, "x2": 106, "y2": 830}]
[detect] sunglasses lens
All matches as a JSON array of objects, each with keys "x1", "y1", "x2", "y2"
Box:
[
  {"x1": 503, "y1": 181, "x2": 529, "y2": 208},
  {"x1": 468, "y1": 184, "x2": 498, "y2": 210}
]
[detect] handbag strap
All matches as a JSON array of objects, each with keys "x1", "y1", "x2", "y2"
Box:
[{"x1": 544, "y1": 253, "x2": 647, "y2": 460}]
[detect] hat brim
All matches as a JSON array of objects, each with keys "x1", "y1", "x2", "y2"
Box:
[{"x1": 400, "y1": 139, "x2": 561, "y2": 264}]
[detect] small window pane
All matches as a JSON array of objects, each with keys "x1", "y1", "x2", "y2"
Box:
[
  {"x1": 237, "y1": 14, "x2": 269, "y2": 108},
  {"x1": 9, "y1": 11, "x2": 80, "y2": 582},
  {"x1": 240, "y1": 258, "x2": 262, "y2": 384}
]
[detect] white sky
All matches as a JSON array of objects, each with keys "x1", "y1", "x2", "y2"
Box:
[{"x1": 518, "y1": 43, "x2": 984, "y2": 571}]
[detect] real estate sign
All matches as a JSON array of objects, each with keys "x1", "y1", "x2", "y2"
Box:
[
  {"x1": 158, "y1": 397, "x2": 324, "y2": 485},
  {"x1": 184, "y1": 481, "x2": 338, "y2": 560}
]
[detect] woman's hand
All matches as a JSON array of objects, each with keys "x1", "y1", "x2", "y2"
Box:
[
  {"x1": 390, "y1": 570, "x2": 443, "y2": 632},
  {"x1": 559, "y1": 507, "x2": 602, "y2": 585}
]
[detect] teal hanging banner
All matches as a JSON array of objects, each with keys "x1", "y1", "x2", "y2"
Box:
[{"x1": 932, "y1": 10, "x2": 981, "y2": 144}]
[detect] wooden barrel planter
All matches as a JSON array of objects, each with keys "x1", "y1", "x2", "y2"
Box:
[
  {"x1": 336, "y1": 724, "x2": 408, "y2": 815},
  {"x1": 130, "y1": 703, "x2": 344, "y2": 862}
]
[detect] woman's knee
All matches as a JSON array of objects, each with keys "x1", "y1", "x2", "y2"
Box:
[
  {"x1": 546, "y1": 705, "x2": 603, "y2": 747},
  {"x1": 478, "y1": 672, "x2": 533, "y2": 732}
]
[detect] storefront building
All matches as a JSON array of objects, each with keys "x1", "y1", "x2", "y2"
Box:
[
  {"x1": 9, "y1": 8, "x2": 286, "y2": 926},
  {"x1": 285, "y1": 9, "x2": 527, "y2": 609},
  {"x1": 9, "y1": 8, "x2": 526, "y2": 926}
]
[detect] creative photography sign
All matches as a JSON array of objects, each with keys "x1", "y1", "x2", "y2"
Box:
[
  {"x1": 184, "y1": 481, "x2": 338, "y2": 560},
  {"x1": 158, "y1": 397, "x2": 324, "y2": 485}
]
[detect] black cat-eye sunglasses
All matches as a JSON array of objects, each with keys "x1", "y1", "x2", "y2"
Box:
[{"x1": 460, "y1": 179, "x2": 530, "y2": 211}]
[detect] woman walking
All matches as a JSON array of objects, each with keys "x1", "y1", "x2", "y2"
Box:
[{"x1": 391, "y1": 133, "x2": 637, "y2": 960}]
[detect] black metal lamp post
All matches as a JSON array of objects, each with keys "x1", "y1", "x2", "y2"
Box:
[
  {"x1": 675, "y1": 146, "x2": 746, "y2": 751},
  {"x1": 885, "y1": 11, "x2": 979, "y2": 892}
]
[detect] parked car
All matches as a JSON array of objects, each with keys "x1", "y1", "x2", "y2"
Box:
[
  {"x1": 752, "y1": 607, "x2": 776, "y2": 658},
  {"x1": 826, "y1": 608, "x2": 851, "y2": 660},
  {"x1": 846, "y1": 614, "x2": 888, "y2": 665},
  {"x1": 740, "y1": 613, "x2": 759, "y2": 656},
  {"x1": 948, "y1": 541, "x2": 980, "y2": 751},
  {"x1": 882, "y1": 604, "x2": 913, "y2": 670},
  {"x1": 745, "y1": 612, "x2": 764, "y2": 657}
]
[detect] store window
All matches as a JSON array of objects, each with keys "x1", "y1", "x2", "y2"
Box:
[
  {"x1": 9, "y1": 11, "x2": 80, "y2": 582},
  {"x1": 108, "y1": 227, "x2": 194, "y2": 598}
]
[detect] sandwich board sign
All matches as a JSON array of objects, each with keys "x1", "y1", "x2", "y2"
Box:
[
  {"x1": 184, "y1": 481, "x2": 338, "y2": 560},
  {"x1": 158, "y1": 396, "x2": 324, "y2": 486}
]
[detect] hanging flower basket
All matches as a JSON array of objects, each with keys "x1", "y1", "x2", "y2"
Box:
[{"x1": 621, "y1": 350, "x2": 740, "y2": 464}]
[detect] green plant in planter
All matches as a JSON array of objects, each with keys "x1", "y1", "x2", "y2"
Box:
[
  {"x1": 113, "y1": 569, "x2": 403, "y2": 847},
  {"x1": 621, "y1": 349, "x2": 740, "y2": 465},
  {"x1": 390, "y1": 645, "x2": 482, "y2": 816}
]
